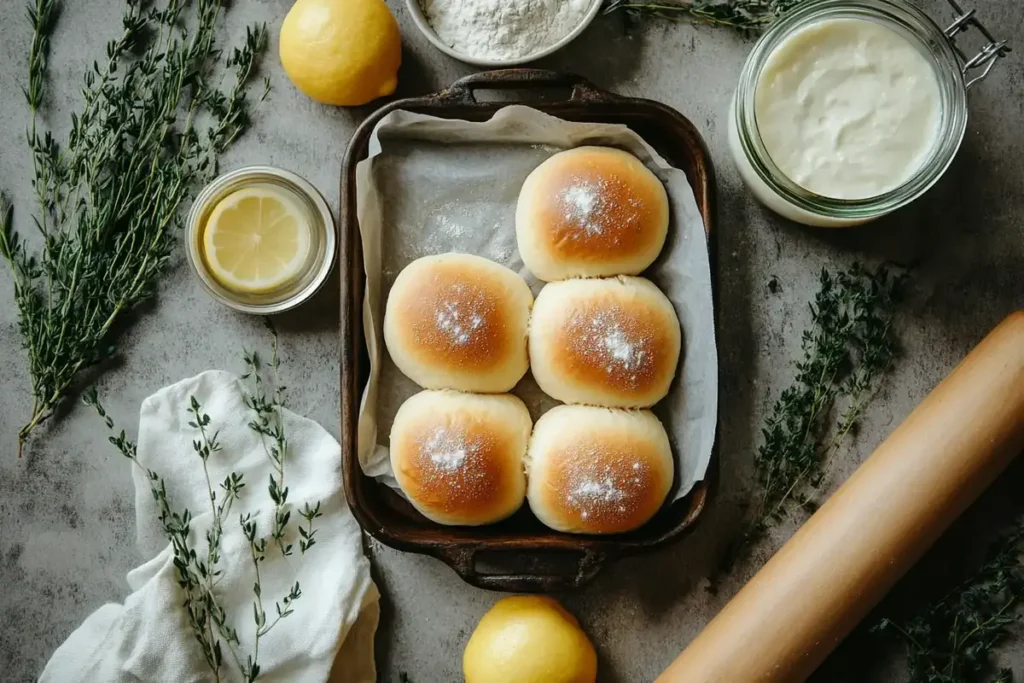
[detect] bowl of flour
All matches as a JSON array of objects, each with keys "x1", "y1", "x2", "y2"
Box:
[{"x1": 409, "y1": 0, "x2": 603, "y2": 66}]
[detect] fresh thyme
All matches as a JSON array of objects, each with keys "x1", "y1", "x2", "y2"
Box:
[
  {"x1": 1, "y1": 0, "x2": 269, "y2": 456},
  {"x1": 757, "y1": 265, "x2": 904, "y2": 521},
  {"x1": 875, "y1": 519, "x2": 1024, "y2": 683},
  {"x1": 602, "y1": 0, "x2": 802, "y2": 31},
  {"x1": 725, "y1": 265, "x2": 904, "y2": 568},
  {"x1": 242, "y1": 321, "x2": 323, "y2": 557},
  {"x1": 83, "y1": 332, "x2": 319, "y2": 682},
  {"x1": 243, "y1": 324, "x2": 292, "y2": 557}
]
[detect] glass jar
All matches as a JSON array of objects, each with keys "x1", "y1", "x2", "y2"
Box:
[
  {"x1": 186, "y1": 166, "x2": 336, "y2": 313},
  {"x1": 729, "y1": 0, "x2": 1007, "y2": 228}
]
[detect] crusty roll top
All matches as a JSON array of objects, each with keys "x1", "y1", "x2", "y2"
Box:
[
  {"x1": 529, "y1": 277, "x2": 682, "y2": 408},
  {"x1": 384, "y1": 253, "x2": 533, "y2": 393},
  {"x1": 516, "y1": 146, "x2": 670, "y2": 281},
  {"x1": 527, "y1": 406, "x2": 674, "y2": 535},
  {"x1": 390, "y1": 390, "x2": 531, "y2": 526}
]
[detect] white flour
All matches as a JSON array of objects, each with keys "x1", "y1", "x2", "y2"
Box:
[{"x1": 421, "y1": 0, "x2": 593, "y2": 61}]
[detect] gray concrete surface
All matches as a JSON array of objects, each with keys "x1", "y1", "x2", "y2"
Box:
[{"x1": 1, "y1": 0, "x2": 1022, "y2": 681}]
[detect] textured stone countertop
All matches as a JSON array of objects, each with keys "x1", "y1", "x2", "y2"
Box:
[{"x1": 1, "y1": 0, "x2": 1022, "y2": 681}]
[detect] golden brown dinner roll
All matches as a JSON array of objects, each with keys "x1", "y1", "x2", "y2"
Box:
[
  {"x1": 516, "y1": 146, "x2": 670, "y2": 281},
  {"x1": 384, "y1": 253, "x2": 533, "y2": 393},
  {"x1": 527, "y1": 406, "x2": 674, "y2": 534},
  {"x1": 390, "y1": 390, "x2": 532, "y2": 526},
  {"x1": 529, "y1": 276, "x2": 681, "y2": 408}
]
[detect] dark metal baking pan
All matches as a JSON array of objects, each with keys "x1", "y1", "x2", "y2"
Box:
[{"x1": 340, "y1": 69, "x2": 718, "y2": 592}]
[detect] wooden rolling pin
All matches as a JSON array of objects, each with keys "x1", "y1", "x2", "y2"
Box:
[{"x1": 659, "y1": 311, "x2": 1024, "y2": 683}]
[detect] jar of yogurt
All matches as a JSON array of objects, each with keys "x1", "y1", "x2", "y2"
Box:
[{"x1": 729, "y1": 0, "x2": 1009, "y2": 227}]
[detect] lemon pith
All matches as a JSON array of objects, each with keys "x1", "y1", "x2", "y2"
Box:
[{"x1": 202, "y1": 186, "x2": 311, "y2": 294}]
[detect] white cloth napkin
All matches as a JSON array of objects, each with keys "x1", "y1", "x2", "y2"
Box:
[{"x1": 40, "y1": 370, "x2": 379, "y2": 683}]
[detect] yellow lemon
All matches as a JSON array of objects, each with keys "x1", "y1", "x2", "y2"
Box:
[
  {"x1": 464, "y1": 596, "x2": 598, "y2": 683},
  {"x1": 279, "y1": 0, "x2": 401, "y2": 106},
  {"x1": 202, "y1": 185, "x2": 311, "y2": 293}
]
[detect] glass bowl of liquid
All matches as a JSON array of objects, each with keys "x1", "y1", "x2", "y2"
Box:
[
  {"x1": 187, "y1": 166, "x2": 336, "y2": 313},
  {"x1": 729, "y1": 0, "x2": 1006, "y2": 227}
]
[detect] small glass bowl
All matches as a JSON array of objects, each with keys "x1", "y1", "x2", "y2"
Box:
[
  {"x1": 186, "y1": 166, "x2": 336, "y2": 313},
  {"x1": 729, "y1": 0, "x2": 970, "y2": 227}
]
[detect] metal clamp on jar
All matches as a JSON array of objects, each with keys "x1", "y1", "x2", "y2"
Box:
[{"x1": 729, "y1": 0, "x2": 1010, "y2": 227}]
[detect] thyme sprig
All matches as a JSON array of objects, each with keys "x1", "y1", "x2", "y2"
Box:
[
  {"x1": 83, "y1": 333, "x2": 320, "y2": 682},
  {"x1": 756, "y1": 265, "x2": 904, "y2": 524},
  {"x1": 243, "y1": 321, "x2": 297, "y2": 558},
  {"x1": 87, "y1": 391, "x2": 250, "y2": 680},
  {"x1": 603, "y1": 0, "x2": 802, "y2": 31},
  {"x1": 875, "y1": 520, "x2": 1024, "y2": 683},
  {"x1": 725, "y1": 265, "x2": 904, "y2": 569},
  {"x1": 240, "y1": 323, "x2": 325, "y2": 557},
  {"x1": 1, "y1": 0, "x2": 269, "y2": 456}
]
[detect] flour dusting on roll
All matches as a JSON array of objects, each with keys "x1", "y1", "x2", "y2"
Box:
[
  {"x1": 516, "y1": 146, "x2": 669, "y2": 281},
  {"x1": 527, "y1": 406, "x2": 674, "y2": 534},
  {"x1": 384, "y1": 253, "x2": 533, "y2": 393},
  {"x1": 390, "y1": 390, "x2": 532, "y2": 526},
  {"x1": 530, "y1": 276, "x2": 681, "y2": 408}
]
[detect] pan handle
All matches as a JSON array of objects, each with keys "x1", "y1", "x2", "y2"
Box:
[
  {"x1": 432, "y1": 545, "x2": 610, "y2": 593},
  {"x1": 437, "y1": 69, "x2": 615, "y2": 105}
]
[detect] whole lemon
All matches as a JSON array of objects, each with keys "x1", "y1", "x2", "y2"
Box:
[
  {"x1": 279, "y1": 0, "x2": 401, "y2": 106},
  {"x1": 464, "y1": 596, "x2": 598, "y2": 683}
]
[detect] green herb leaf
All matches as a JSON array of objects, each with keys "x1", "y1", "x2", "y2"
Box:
[
  {"x1": 724, "y1": 264, "x2": 905, "y2": 571},
  {"x1": 875, "y1": 520, "x2": 1024, "y2": 682},
  {"x1": 603, "y1": 0, "x2": 802, "y2": 32},
  {"x1": 3, "y1": 0, "x2": 269, "y2": 456},
  {"x1": 85, "y1": 327, "x2": 320, "y2": 682}
]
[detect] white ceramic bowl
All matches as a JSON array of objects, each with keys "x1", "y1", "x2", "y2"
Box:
[{"x1": 406, "y1": 0, "x2": 604, "y2": 67}]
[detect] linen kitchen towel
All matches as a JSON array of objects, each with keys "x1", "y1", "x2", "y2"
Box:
[{"x1": 40, "y1": 370, "x2": 379, "y2": 683}]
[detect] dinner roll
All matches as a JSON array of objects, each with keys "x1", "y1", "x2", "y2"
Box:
[
  {"x1": 390, "y1": 390, "x2": 532, "y2": 526},
  {"x1": 527, "y1": 406, "x2": 674, "y2": 534},
  {"x1": 384, "y1": 253, "x2": 533, "y2": 393},
  {"x1": 529, "y1": 276, "x2": 681, "y2": 408},
  {"x1": 516, "y1": 146, "x2": 670, "y2": 281}
]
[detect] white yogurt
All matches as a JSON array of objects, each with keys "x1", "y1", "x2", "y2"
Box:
[{"x1": 753, "y1": 17, "x2": 941, "y2": 200}]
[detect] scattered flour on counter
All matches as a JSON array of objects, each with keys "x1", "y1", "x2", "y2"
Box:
[{"x1": 421, "y1": 0, "x2": 593, "y2": 61}]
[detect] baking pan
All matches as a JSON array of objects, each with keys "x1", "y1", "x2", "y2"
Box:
[{"x1": 340, "y1": 69, "x2": 718, "y2": 592}]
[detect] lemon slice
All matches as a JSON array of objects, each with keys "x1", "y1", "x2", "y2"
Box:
[{"x1": 202, "y1": 186, "x2": 311, "y2": 294}]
